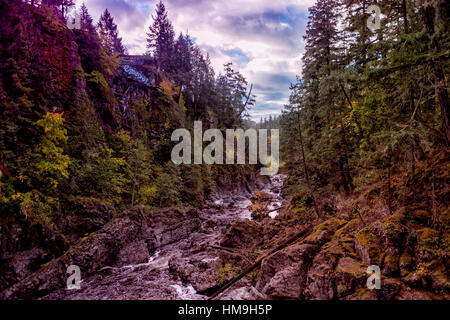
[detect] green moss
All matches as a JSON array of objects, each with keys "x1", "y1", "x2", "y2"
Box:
[
  {"x1": 399, "y1": 252, "x2": 413, "y2": 268},
  {"x1": 383, "y1": 253, "x2": 399, "y2": 275},
  {"x1": 217, "y1": 263, "x2": 240, "y2": 284},
  {"x1": 355, "y1": 226, "x2": 385, "y2": 265},
  {"x1": 305, "y1": 218, "x2": 342, "y2": 245},
  {"x1": 417, "y1": 228, "x2": 440, "y2": 247},
  {"x1": 408, "y1": 210, "x2": 432, "y2": 224},
  {"x1": 336, "y1": 257, "x2": 365, "y2": 275},
  {"x1": 86, "y1": 71, "x2": 116, "y2": 104}
]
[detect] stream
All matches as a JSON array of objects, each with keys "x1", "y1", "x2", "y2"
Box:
[{"x1": 42, "y1": 174, "x2": 286, "y2": 300}]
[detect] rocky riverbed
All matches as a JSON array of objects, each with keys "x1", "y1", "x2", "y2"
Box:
[
  {"x1": 2, "y1": 172, "x2": 448, "y2": 301},
  {"x1": 4, "y1": 174, "x2": 286, "y2": 300}
]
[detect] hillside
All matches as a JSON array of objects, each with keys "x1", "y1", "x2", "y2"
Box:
[{"x1": 0, "y1": 0, "x2": 448, "y2": 301}]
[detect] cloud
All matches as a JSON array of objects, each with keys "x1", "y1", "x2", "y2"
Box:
[{"x1": 77, "y1": 0, "x2": 313, "y2": 121}]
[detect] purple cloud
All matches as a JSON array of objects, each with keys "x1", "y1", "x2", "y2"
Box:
[{"x1": 76, "y1": 0, "x2": 313, "y2": 121}]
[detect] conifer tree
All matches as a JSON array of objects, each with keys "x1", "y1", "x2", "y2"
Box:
[
  {"x1": 147, "y1": 1, "x2": 175, "y2": 73},
  {"x1": 97, "y1": 9, "x2": 125, "y2": 56}
]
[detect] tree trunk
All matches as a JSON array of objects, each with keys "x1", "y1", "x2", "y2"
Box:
[
  {"x1": 421, "y1": 0, "x2": 450, "y2": 145},
  {"x1": 431, "y1": 171, "x2": 438, "y2": 228},
  {"x1": 387, "y1": 149, "x2": 392, "y2": 214},
  {"x1": 296, "y1": 110, "x2": 321, "y2": 218},
  {"x1": 411, "y1": 144, "x2": 416, "y2": 202}
]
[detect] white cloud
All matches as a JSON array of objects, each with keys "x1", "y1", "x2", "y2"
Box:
[{"x1": 77, "y1": 0, "x2": 313, "y2": 121}]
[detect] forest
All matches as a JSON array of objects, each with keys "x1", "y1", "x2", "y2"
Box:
[{"x1": 0, "y1": 0, "x2": 448, "y2": 301}]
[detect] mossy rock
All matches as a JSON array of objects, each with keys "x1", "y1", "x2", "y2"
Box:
[
  {"x1": 338, "y1": 239, "x2": 358, "y2": 258},
  {"x1": 399, "y1": 252, "x2": 414, "y2": 277},
  {"x1": 304, "y1": 218, "x2": 342, "y2": 246},
  {"x1": 417, "y1": 228, "x2": 440, "y2": 247},
  {"x1": 403, "y1": 259, "x2": 449, "y2": 291},
  {"x1": 408, "y1": 210, "x2": 432, "y2": 225},
  {"x1": 321, "y1": 240, "x2": 346, "y2": 260},
  {"x1": 381, "y1": 221, "x2": 407, "y2": 248},
  {"x1": 221, "y1": 220, "x2": 263, "y2": 249},
  {"x1": 354, "y1": 226, "x2": 385, "y2": 266},
  {"x1": 217, "y1": 263, "x2": 240, "y2": 284},
  {"x1": 335, "y1": 257, "x2": 366, "y2": 298},
  {"x1": 334, "y1": 218, "x2": 362, "y2": 238},
  {"x1": 382, "y1": 252, "x2": 399, "y2": 276}
]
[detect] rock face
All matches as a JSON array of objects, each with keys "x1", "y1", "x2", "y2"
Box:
[
  {"x1": 115, "y1": 241, "x2": 150, "y2": 267},
  {"x1": 0, "y1": 206, "x2": 201, "y2": 300},
  {"x1": 221, "y1": 221, "x2": 263, "y2": 249},
  {"x1": 2, "y1": 174, "x2": 448, "y2": 301},
  {"x1": 255, "y1": 243, "x2": 317, "y2": 300},
  {"x1": 0, "y1": 248, "x2": 48, "y2": 291},
  {"x1": 57, "y1": 197, "x2": 116, "y2": 244},
  {"x1": 169, "y1": 256, "x2": 220, "y2": 294},
  {"x1": 0, "y1": 198, "x2": 115, "y2": 292},
  {"x1": 334, "y1": 257, "x2": 366, "y2": 298}
]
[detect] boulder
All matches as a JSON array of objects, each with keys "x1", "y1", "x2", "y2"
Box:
[
  {"x1": 255, "y1": 251, "x2": 291, "y2": 292},
  {"x1": 304, "y1": 218, "x2": 343, "y2": 246},
  {"x1": 58, "y1": 197, "x2": 115, "y2": 243},
  {"x1": 115, "y1": 240, "x2": 150, "y2": 267},
  {"x1": 169, "y1": 256, "x2": 220, "y2": 294},
  {"x1": 221, "y1": 220, "x2": 263, "y2": 249},
  {"x1": 256, "y1": 243, "x2": 317, "y2": 298},
  {"x1": 334, "y1": 257, "x2": 366, "y2": 298},
  {"x1": 263, "y1": 262, "x2": 308, "y2": 299},
  {"x1": 303, "y1": 262, "x2": 335, "y2": 300},
  {"x1": 218, "y1": 286, "x2": 266, "y2": 300},
  {"x1": 354, "y1": 226, "x2": 385, "y2": 266},
  {"x1": 303, "y1": 239, "x2": 352, "y2": 300}
]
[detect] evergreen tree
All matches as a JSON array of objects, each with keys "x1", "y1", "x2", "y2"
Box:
[
  {"x1": 147, "y1": 0, "x2": 175, "y2": 73},
  {"x1": 80, "y1": 3, "x2": 95, "y2": 34},
  {"x1": 97, "y1": 9, "x2": 125, "y2": 56}
]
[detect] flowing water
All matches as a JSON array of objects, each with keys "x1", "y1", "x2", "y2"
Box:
[{"x1": 42, "y1": 174, "x2": 286, "y2": 300}]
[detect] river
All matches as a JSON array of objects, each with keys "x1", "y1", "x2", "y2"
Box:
[{"x1": 42, "y1": 174, "x2": 286, "y2": 300}]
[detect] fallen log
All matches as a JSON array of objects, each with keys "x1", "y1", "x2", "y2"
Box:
[
  {"x1": 266, "y1": 205, "x2": 285, "y2": 214},
  {"x1": 208, "y1": 224, "x2": 313, "y2": 300}
]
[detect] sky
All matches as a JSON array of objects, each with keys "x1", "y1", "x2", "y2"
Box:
[{"x1": 74, "y1": 0, "x2": 316, "y2": 122}]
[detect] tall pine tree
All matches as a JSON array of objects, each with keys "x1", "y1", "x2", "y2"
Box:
[
  {"x1": 147, "y1": 1, "x2": 175, "y2": 73},
  {"x1": 97, "y1": 9, "x2": 125, "y2": 56}
]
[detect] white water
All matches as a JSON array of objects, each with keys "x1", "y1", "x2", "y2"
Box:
[{"x1": 44, "y1": 174, "x2": 287, "y2": 300}]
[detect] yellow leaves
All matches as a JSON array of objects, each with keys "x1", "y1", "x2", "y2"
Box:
[
  {"x1": 138, "y1": 184, "x2": 158, "y2": 205},
  {"x1": 250, "y1": 190, "x2": 273, "y2": 218},
  {"x1": 13, "y1": 112, "x2": 71, "y2": 210},
  {"x1": 11, "y1": 192, "x2": 22, "y2": 201},
  {"x1": 157, "y1": 80, "x2": 176, "y2": 107}
]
